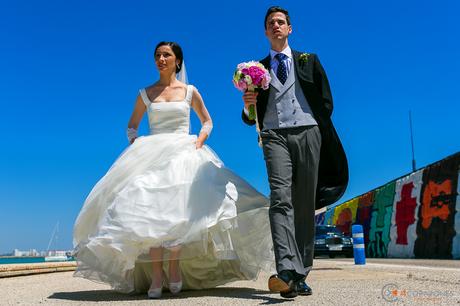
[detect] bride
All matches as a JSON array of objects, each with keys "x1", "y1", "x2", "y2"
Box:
[{"x1": 73, "y1": 41, "x2": 274, "y2": 298}]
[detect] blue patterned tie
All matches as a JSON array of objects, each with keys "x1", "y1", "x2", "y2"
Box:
[{"x1": 275, "y1": 53, "x2": 288, "y2": 84}]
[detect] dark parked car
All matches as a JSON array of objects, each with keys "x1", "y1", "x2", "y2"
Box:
[{"x1": 314, "y1": 225, "x2": 353, "y2": 258}]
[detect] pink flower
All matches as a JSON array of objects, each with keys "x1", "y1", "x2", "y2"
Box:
[
  {"x1": 237, "y1": 79, "x2": 247, "y2": 91},
  {"x1": 232, "y1": 61, "x2": 271, "y2": 92}
]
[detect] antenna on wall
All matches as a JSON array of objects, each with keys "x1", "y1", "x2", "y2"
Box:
[{"x1": 409, "y1": 111, "x2": 416, "y2": 172}]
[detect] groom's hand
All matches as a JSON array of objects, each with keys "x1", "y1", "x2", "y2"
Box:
[{"x1": 242, "y1": 91, "x2": 258, "y2": 111}]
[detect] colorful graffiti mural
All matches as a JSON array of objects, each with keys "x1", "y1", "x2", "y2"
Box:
[
  {"x1": 356, "y1": 191, "x2": 374, "y2": 247},
  {"x1": 316, "y1": 152, "x2": 460, "y2": 259},
  {"x1": 387, "y1": 170, "x2": 423, "y2": 258},
  {"x1": 323, "y1": 206, "x2": 336, "y2": 226},
  {"x1": 332, "y1": 198, "x2": 358, "y2": 236},
  {"x1": 414, "y1": 155, "x2": 458, "y2": 259},
  {"x1": 368, "y1": 182, "x2": 395, "y2": 258}
]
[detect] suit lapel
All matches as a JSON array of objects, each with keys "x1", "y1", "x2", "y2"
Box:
[
  {"x1": 270, "y1": 69, "x2": 283, "y2": 92},
  {"x1": 262, "y1": 54, "x2": 283, "y2": 93},
  {"x1": 256, "y1": 55, "x2": 271, "y2": 129},
  {"x1": 292, "y1": 50, "x2": 303, "y2": 80},
  {"x1": 260, "y1": 55, "x2": 271, "y2": 71},
  {"x1": 292, "y1": 50, "x2": 312, "y2": 82},
  {"x1": 292, "y1": 50, "x2": 300, "y2": 73}
]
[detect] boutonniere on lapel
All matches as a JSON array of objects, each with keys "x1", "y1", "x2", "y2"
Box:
[{"x1": 299, "y1": 53, "x2": 310, "y2": 65}]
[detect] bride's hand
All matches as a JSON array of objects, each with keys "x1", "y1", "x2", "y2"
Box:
[
  {"x1": 196, "y1": 131, "x2": 208, "y2": 149},
  {"x1": 196, "y1": 140, "x2": 204, "y2": 149}
]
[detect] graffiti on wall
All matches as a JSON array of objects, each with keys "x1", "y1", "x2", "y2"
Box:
[
  {"x1": 387, "y1": 170, "x2": 423, "y2": 258},
  {"x1": 315, "y1": 211, "x2": 325, "y2": 225},
  {"x1": 332, "y1": 198, "x2": 358, "y2": 236},
  {"x1": 356, "y1": 191, "x2": 374, "y2": 246},
  {"x1": 316, "y1": 152, "x2": 459, "y2": 259},
  {"x1": 414, "y1": 155, "x2": 458, "y2": 259},
  {"x1": 367, "y1": 182, "x2": 395, "y2": 258},
  {"x1": 323, "y1": 206, "x2": 336, "y2": 226}
]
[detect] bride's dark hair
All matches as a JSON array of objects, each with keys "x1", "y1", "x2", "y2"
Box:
[{"x1": 154, "y1": 41, "x2": 184, "y2": 73}]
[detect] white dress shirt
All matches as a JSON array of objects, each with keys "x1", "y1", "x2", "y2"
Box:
[{"x1": 270, "y1": 46, "x2": 293, "y2": 77}]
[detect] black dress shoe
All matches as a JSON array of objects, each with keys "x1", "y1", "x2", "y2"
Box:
[
  {"x1": 280, "y1": 289, "x2": 298, "y2": 298},
  {"x1": 295, "y1": 280, "x2": 312, "y2": 296},
  {"x1": 268, "y1": 270, "x2": 298, "y2": 298}
]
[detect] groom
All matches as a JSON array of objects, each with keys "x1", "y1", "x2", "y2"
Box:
[{"x1": 241, "y1": 6, "x2": 348, "y2": 298}]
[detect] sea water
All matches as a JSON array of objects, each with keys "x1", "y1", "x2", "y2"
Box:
[{"x1": 0, "y1": 257, "x2": 75, "y2": 265}]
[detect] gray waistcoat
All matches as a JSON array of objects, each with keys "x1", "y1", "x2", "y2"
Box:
[{"x1": 262, "y1": 62, "x2": 317, "y2": 130}]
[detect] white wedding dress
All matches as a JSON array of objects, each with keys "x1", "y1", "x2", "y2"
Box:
[{"x1": 73, "y1": 85, "x2": 274, "y2": 293}]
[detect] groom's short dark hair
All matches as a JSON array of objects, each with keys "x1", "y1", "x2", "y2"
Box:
[{"x1": 264, "y1": 6, "x2": 291, "y2": 29}]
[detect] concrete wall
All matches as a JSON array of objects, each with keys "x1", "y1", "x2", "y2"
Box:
[
  {"x1": 315, "y1": 152, "x2": 460, "y2": 259},
  {"x1": 0, "y1": 262, "x2": 76, "y2": 277}
]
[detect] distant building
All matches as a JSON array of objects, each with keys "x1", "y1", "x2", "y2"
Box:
[
  {"x1": 13, "y1": 249, "x2": 40, "y2": 257},
  {"x1": 45, "y1": 250, "x2": 67, "y2": 257},
  {"x1": 9, "y1": 248, "x2": 74, "y2": 257}
]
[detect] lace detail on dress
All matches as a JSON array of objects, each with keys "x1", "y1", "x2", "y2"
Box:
[{"x1": 185, "y1": 85, "x2": 194, "y2": 105}]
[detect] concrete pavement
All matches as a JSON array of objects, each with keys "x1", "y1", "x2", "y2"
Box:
[{"x1": 1, "y1": 258, "x2": 459, "y2": 305}]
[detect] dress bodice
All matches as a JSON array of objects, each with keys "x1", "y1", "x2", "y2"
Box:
[{"x1": 139, "y1": 85, "x2": 193, "y2": 135}]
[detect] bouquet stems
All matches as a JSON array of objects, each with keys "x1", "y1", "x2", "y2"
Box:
[
  {"x1": 247, "y1": 88, "x2": 256, "y2": 120},
  {"x1": 248, "y1": 104, "x2": 256, "y2": 120}
]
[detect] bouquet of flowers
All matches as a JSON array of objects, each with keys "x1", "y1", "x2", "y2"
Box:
[{"x1": 232, "y1": 61, "x2": 271, "y2": 120}]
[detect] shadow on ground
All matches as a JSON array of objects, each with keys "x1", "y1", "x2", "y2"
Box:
[{"x1": 49, "y1": 287, "x2": 295, "y2": 304}]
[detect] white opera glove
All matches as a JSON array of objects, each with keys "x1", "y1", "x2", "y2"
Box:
[
  {"x1": 199, "y1": 121, "x2": 213, "y2": 138},
  {"x1": 127, "y1": 127, "x2": 138, "y2": 143}
]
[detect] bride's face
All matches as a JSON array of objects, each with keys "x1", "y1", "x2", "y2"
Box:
[{"x1": 155, "y1": 45, "x2": 179, "y2": 74}]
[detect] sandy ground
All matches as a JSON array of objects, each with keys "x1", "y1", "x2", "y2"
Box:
[{"x1": 1, "y1": 258, "x2": 459, "y2": 305}]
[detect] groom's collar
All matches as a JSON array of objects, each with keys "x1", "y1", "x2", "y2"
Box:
[
  {"x1": 259, "y1": 47, "x2": 295, "y2": 72},
  {"x1": 269, "y1": 46, "x2": 292, "y2": 61}
]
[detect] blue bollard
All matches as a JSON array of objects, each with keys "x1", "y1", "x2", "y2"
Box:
[{"x1": 352, "y1": 224, "x2": 366, "y2": 265}]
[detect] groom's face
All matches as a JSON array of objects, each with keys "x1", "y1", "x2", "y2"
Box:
[{"x1": 265, "y1": 12, "x2": 292, "y2": 42}]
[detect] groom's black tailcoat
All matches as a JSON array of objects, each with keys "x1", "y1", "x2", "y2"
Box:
[{"x1": 242, "y1": 50, "x2": 348, "y2": 209}]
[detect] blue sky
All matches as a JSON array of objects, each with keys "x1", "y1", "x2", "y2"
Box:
[{"x1": 1, "y1": 0, "x2": 459, "y2": 253}]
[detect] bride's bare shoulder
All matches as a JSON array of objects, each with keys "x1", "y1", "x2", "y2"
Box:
[
  {"x1": 175, "y1": 80, "x2": 187, "y2": 87},
  {"x1": 145, "y1": 82, "x2": 161, "y2": 92}
]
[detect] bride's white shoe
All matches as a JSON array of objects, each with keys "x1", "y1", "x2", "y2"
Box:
[
  {"x1": 148, "y1": 273, "x2": 164, "y2": 299},
  {"x1": 169, "y1": 263, "x2": 182, "y2": 294},
  {"x1": 147, "y1": 286, "x2": 162, "y2": 299},
  {"x1": 169, "y1": 281, "x2": 183, "y2": 294}
]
